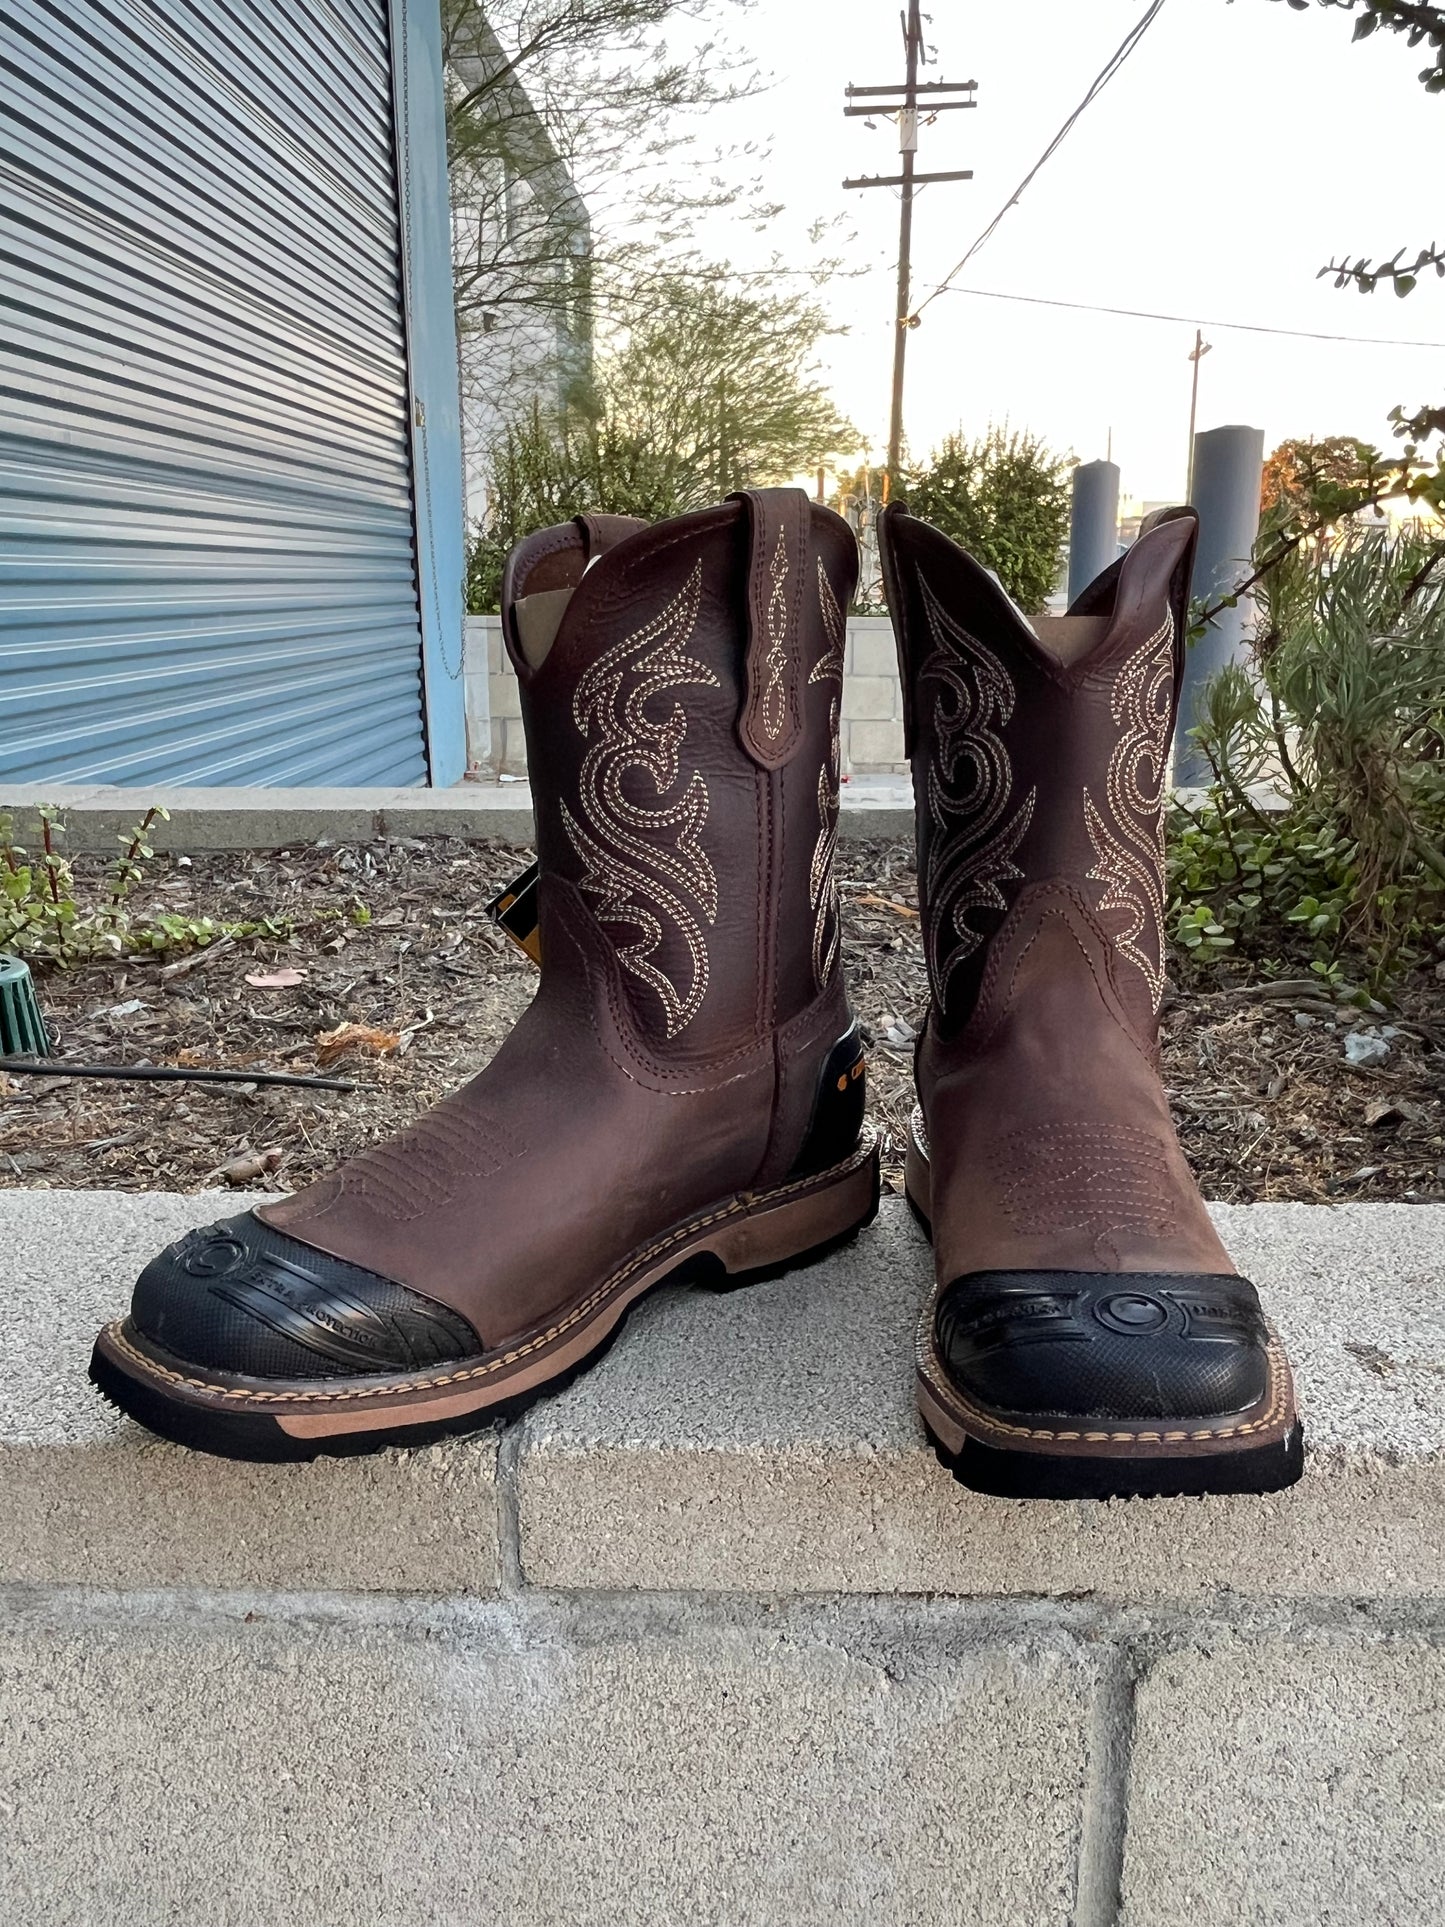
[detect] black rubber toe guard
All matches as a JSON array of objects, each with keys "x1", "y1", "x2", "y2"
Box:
[
  {"x1": 934, "y1": 1269, "x2": 1272, "y2": 1423},
  {"x1": 129, "y1": 1212, "x2": 481, "y2": 1379}
]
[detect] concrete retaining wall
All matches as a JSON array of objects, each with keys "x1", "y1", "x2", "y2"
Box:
[
  {"x1": 469, "y1": 611, "x2": 907, "y2": 777},
  {"x1": 2, "y1": 1188, "x2": 1443, "y2": 1923}
]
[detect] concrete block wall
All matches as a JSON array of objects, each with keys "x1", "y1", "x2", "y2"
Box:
[
  {"x1": 461, "y1": 615, "x2": 493, "y2": 771},
  {"x1": 840, "y1": 614, "x2": 907, "y2": 774},
  {"x1": 4, "y1": 1187, "x2": 1445, "y2": 1924},
  {"x1": 467, "y1": 613, "x2": 908, "y2": 776}
]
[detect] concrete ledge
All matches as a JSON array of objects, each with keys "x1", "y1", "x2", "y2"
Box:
[
  {"x1": 0, "y1": 1193, "x2": 499, "y2": 1593},
  {"x1": 517, "y1": 1197, "x2": 1445, "y2": 1600},
  {"x1": 4, "y1": 1189, "x2": 1441, "y2": 1603},
  {"x1": 0, "y1": 779, "x2": 917, "y2": 849}
]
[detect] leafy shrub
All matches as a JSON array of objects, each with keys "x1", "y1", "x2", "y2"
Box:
[
  {"x1": 898, "y1": 425, "x2": 1071, "y2": 615},
  {"x1": 1173, "y1": 521, "x2": 1445, "y2": 983},
  {"x1": 0, "y1": 806, "x2": 285, "y2": 968}
]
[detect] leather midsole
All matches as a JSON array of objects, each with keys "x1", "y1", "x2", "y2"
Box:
[{"x1": 95, "y1": 1129, "x2": 880, "y2": 1438}]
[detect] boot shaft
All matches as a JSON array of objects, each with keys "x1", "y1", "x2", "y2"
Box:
[
  {"x1": 501, "y1": 491, "x2": 858, "y2": 1060},
  {"x1": 879, "y1": 506, "x2": 1198, "y2": 1037}
]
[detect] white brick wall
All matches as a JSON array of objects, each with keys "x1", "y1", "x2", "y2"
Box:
[{"x1": 466, "y1": 613, "x2": 907, "y2": 776}]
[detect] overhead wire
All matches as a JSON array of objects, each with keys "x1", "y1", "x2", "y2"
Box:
[
  {"x1": 935, "y1": 284, "x2": 1445, "y2": 351},
  {"x1": 910, "y1": 1, "x2": 1170, "y2": 323}
]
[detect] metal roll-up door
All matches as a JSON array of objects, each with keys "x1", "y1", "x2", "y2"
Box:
[{"x1": 0, "y1": 0, "x2": 433, "y2": 786}]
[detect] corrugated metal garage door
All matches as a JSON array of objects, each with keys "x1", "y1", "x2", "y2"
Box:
[{"x1": 0, "y1": 0, "x2": 432, "y2": 785}]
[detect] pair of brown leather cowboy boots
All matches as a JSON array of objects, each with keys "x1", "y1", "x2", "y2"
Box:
[{"x1": 91, "y1": 490, "x2": 1303, "y2": 1500}]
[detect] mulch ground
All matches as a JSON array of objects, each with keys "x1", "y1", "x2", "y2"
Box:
[{"x1": 3, "y1": 836, "x2": 1443, "y2": 1203}]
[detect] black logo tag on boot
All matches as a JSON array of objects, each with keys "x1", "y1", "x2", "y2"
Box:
[{"x1": 486, "y1": 862, "x2": 541, "y2": 965}]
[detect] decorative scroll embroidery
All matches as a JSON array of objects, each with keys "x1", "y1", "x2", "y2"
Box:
[
  {"x1": 1082, "y1": 613, "x2": 1174, "y2": 1010},
  {"x1": 809, "y1": 558, "x2": 846, "y2": 686},
  {"x1": 809, "y1": 560, "x2": 845, "y2": 989},
  {"x1": 562, "y1": 560, "x2": 720, "y2": 1037},
  {"x1": 759, "y1": 524, "x2": 790, "y2": 742},
  {"x1": 918, "y1": 579, "x2": 1036, "y2": 1009}
]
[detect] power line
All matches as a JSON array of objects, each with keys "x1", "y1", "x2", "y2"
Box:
[
  {"x1": 911, "y1": 0, "x2": 1168, "y2": 323},
  {"x1": 936, "y1": 283, "x2": 1445, "y2": 350}
]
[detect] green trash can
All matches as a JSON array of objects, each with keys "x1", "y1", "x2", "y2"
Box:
[{"x1": 0, "y1": 954, "x2": 49, "y2": 1058}]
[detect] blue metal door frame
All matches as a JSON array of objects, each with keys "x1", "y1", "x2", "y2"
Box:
[{"x1": 389, "y1": 0, "x2": 467, "y2": 787}]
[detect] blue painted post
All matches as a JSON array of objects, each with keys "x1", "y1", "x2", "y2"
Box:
[
  {"x1": 390, "y1": 0, "x2": 468, "y2": 786},
  {"x1": 1173, "y1": 424, "x2": 1265, "y2": 786},
  {"x1": 1067, "y1": 460, "x2": 1120, "y2": 604}
]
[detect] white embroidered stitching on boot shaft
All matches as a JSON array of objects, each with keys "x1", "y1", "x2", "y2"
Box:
[
  {"x1": 760, "y1": 524, "x2": 791, "y2": 742},
  {"x1": 562, "y1": 559, "x2": 720, "y2": 1037},
  {"x1": 809, "y1": 558, "x2": 845, "y2": 687},
  {"x1": 1082, "y1": 612, "x2": 1174, "y2": 1010},
  {"x1": 918, "y1": 579, "x2": 1036, "y2": 1009},
  {"x1": 809, "y1": 559, "x2": 845, "y2": 990}
]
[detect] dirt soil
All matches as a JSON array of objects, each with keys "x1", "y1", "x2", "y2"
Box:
[{"x1": 4, "y1": 835, "x2": 1444, "y2": 1203}]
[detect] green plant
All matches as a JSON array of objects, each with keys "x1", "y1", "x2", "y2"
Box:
[
  {"x1": 896, "y1": 426, "x2": 1072, "y2": 615},
  {"x1": 0, "y1": 807, "x2": 282, "y2": 968},
  {"x1": 467, "y1": 275, "x2": 859, "y2": 612},
  {"x1": 1173, "y1": 522, "x2": 1445, "y2": 982},
  {"x1": 1167, "y1": 795, "x2": 1362, "y2": 961}
]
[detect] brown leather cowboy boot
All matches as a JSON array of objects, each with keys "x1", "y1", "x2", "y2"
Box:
[
  {"x1": 91, "y1": 492, "x2": 879, "y2": 1458},
  {"x1": 878, "y1": 504, "x2": 1303, "y2": 1500}
]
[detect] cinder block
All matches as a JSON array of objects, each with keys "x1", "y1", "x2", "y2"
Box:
[
  {"x1": 848, "y1": 630, "x2": 902, "y2": 679},
  {"x1": 462, "y1": 616, "x2": 494, "y2": 681},
  {"x1": 498, "y1": 717, "x2": 529, "y2": 775},
  {"x1": 463, "y1": 678, "x2": 492, "y2": 770},
  {"x1": 0, "y1": 1611, "x2": 1091, "y2": 1927},
  {"x1": 518, "y1": 1197, "x2": 1445, "y2": 1601},
  {"x1": 844, "y1": 675, "x2": 900, "y2": 723},
  {"x1": 845, "y1": 718, "x2": 907, "y2": 770},
  {"x1": 0, "y1": 1192, "x2": 500, "y2": 1594},
  {"x1": 1123, "y1": 1642, "x2": 1445, "y2": 1926},
  {"x1": 489, "y1": 667, "x2": 522, "y2": 721}
]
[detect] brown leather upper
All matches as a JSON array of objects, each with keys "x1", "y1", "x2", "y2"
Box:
[
  {"x1": 880, "y1": 504, "x2": 1237, "y2": 1282},
  {"x1": 259, "y1": 493, "x2": 859, "y2": 1340}
]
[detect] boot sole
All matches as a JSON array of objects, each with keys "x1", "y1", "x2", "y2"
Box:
[
  {"x1": 904, "y1": 1109, "x2": 1304, "y2": 1501},
  {"x1": 89, "y1": 1129, "x2": 882, "y2": 1462}
]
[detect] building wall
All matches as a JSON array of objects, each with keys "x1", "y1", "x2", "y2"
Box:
[
  {"x1": 466, "y1": 615, "x2": 908, "y2": 778},
  {"x1": 0, "y1": 0, "x2": 466, "y2": 789}
]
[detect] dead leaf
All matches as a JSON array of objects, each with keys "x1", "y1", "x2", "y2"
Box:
[
  {"x1": 245, "y1": 968, "x2": 307, "y2": 989},
  {"x1": 218, "y1": 1147, "x2": 284, "y2": 1185},
  {"x1": 315, "y1": 1022, "x2": 402, "y2": 1067}
]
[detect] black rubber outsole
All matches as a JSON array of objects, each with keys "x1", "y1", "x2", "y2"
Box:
[
  {"x1": 922, "y1": 1415, "x2": 1306, "y2": 1501},
  {"x1": 89, "y1": 1166, "x2": 882, "y2": 1463},
  {"x1": 905, "y1": 1167, "x2": 1306, "y2": 1502}
]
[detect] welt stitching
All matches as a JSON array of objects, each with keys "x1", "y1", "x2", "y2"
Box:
[
  {"x1": 105, "y1": 1131, "x2": 879, "y2": 1408},
  {"x1": 917, "y1": 1314, "x2": 1293, "y2": 1446}
]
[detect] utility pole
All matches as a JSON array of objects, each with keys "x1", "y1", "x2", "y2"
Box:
[
  {"x1": 844, "y1": 4, "x2": 975, "y2": 496},
  {"x1": 1186, "y1": 329, "x2": 1212, "y2": 499}
]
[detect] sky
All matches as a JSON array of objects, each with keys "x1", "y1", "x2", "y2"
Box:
[{"x1": 683, "y1": 0, "x2": 1445, "y2": 504}]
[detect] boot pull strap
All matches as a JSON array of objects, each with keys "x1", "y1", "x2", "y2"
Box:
[
  {"x1": 730, "y1": 487, "x2": 811, "y2": 769},
  {"x1": 574, "y1": 512, "x2": 647, "y2": 562}
]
